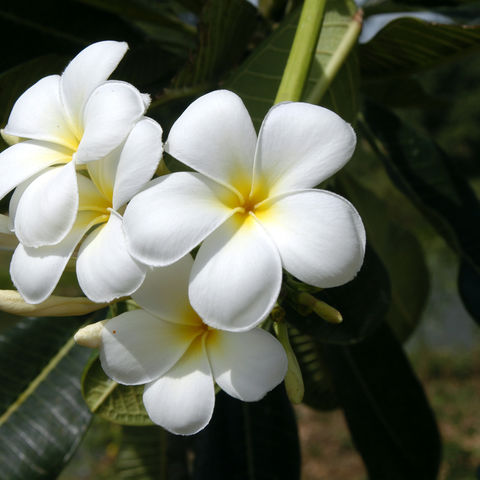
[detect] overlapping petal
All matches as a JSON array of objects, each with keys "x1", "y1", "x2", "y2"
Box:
[
  {"x1": 143, "y1": 336, "x2": 214, "y2": 435},
  {"x1": 189, "y1": 215, "x2": 282, "y2": 332},
  {"x1": 10, "y1": 211, "x2": 98, "y2": 304},
  {"x1": 76, "y1": 213, "x2": 146, "y2": 303},
  {"x1": 0, "y1": 140, "x2": 71, "y2": 200},
  {"x1": 124, "y1": 172, "x2": 236, "y2": 266},
  {"x1": 208, "y1": 328, "x2": 287, "y2": 401},
  {"x1": 256, "y1": 190, "x2": 366, "y2": 288},
  {"x1": 14, "y1": 161, "x2": 79, "y2": 247},
  {"x1": 3, "y1": 75, "x2": 78, "y2": 150},
  {"x1": 132, "y1": 254, "x2": 200, "y2": 326},
  {"x1": 253, "y1": 102, "x2": 356, "y2": 196},
  {"x1": 100, "y1": 310, "x2": 200, "y2": 386},
  {"x1": 75, "y1": 81, "x2": 147, "y2": 164},
  {"x1": 60, "y1": 41, "x2": 128, "y2": 135},
  {"x1": 166, "y1": 90, "x2": 257, "y2": 192}
]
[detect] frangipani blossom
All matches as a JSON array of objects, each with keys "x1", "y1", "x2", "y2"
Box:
[
  {"x1": 10, "y1": 117, "x2": 163, "y2": 304},
  {"x1": 86, "y1": 254, "x2": 287, "y2": 435},
  {"x1": 0, "y1": 40, "x2": 149, "y2": 248},
  {"x1": 124, "y1": 90, "x2": 366, "y2": 332}
]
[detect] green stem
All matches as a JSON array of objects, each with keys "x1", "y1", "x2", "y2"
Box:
[
  {"x1": 274, "y1": 0, "x2": 327, "y2": 104},
  {"x1": 148, "y1": 84, "x2": 212, "y2": 111},
  {"x1": 305, "y1": 9, "x2": 363, "y2": 105}
]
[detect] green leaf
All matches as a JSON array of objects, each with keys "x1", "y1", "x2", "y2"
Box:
[
  {"x1": 288, "y1": 325, "x2": 338, "y2": 411},
  {"x1": 0, "y1": 314, "x2": 102, "y2": 479},
  {"x1": 339, "y1": 174, "x2": 430, "y2": 341},
  {"x1": 362, "y1": 102, "x2": 480, "y2": 274},
  {"x1": 226, "y1": 0, "x2": 359, "y2": 128},
  {"x1": 82, "y1": 355, "x2": 153, "y2": 426},
  {"x1": 193, "y1": 386, "x2": 300, "y2": 479},
  {"x1": 173, "y1": 0, "x2": 258, "y2": 88},
  {"x1": 285, "y1": 246, "x2": 391, "y2": 345},
  {"x1": 458, "y1": 259, "x2": 480, "y2": 326},
  {"x1": 114, "y1": 426, "x2": 189, "y2": 480},
  {"x1": 360, "y1": 17, "x2": 480, "y2": 78},
  {"x1": 323, "y1": 323, "x2": 441, "y2": 480},
  {"x1": 0, "y1": 55, "x2": 68, "y2": 132}
]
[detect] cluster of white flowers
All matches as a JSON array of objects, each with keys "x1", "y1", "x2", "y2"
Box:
[{"x1": 0, "y1": 41, "x2": 366, "y2": 435}]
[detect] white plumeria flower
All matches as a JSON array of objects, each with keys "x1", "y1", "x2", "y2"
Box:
[
  {"x1": 0, "y1": 40, "x2": 149, "y2": 249},
  {"x1": 9, "y1": 117, "x2": 163, "y2": 304},
  {"x1": 123, "y1": 90, "x2": 366, "y2": 332},
  {"x1": 92, "y1": 254, "x2": 287, "y2": 435}
]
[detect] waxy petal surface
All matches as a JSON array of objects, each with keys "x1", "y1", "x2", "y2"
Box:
[
  {"x1": 101, "y1": 310, "x2": 200, "y2": 386},
  {"x1": 208, "y1": 328, "x2": 287, "y2": 401},
  {"x1": 189, "y1": 215, "x2": 282, "y2": 332},
  {"x1": 166, "y1": 90, "x2": 257, "y2": 192},
  {"x1": 61, "y1": 41, "x2": 128, "y2": 135},
  {"x1": 143, "y1": 337, "x2": 214, "y2": 435},
  {"x1": 124, "y1": 172, "x2": 235, "y2": 266},
  {"x1": 3, "y1": 75, "x2": 78, "y2": 150},
  {"x1": 0, "y1": 140, "x2": 71, "y2": 200},
  {"x1": 76, "y1": 214, "x2": 146, "y2": 303},
  {"x1": 257, "y1": 190, "x2": 366, "y2": 288},
  {"x1": 253, "y1": 102, "x2": 356, "y2": 196},
  {"x1": 133, "y1": 254, "x2": 200, "y2": 326},
  {"x1": 14, "y1": 161, "x2": 79, "y2": 247},
  {"x1": 10, "y1": 211, "x2": 98, "y2": 304},
  {"x1": 75, "y1": 81, "x2": 146, "y2": 164}
]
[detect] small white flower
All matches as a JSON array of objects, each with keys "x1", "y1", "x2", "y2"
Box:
[
  {"x1": 94, "y1": 254, "x2": 287, "y2": 435},
  {"x1": 123, "y1": 90, "x2": 366, "y2": 332},
  {"x1": 9, "y1": 117, "x2": 163, "y2": 304},
  {"x1": 0, "y1": 41, "x2": 149, "y2": 248}
]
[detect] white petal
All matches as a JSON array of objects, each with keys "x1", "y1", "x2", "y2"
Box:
[
  {"x1": 132, "y1": 254, "x2": 200, "y2": 326},
  {"x1": 112, "y1": 117, "x2": 163, "y2": 209},
  {"x1": 14, "y1": 161, "x2": 78, "y2": 247},
  {"x1": 10, "y1": 211, "x2": 98, "y2": 304},
  {"x1": 208, "y1": 328, "x2": 287, "y2": 401},
  {"x1": 61, "y1": 41, "x2": 128, "y2": 135},
  {"x1": 0, "y1": 140, "x2": 72, "y2": 201},
  {"x1": 77, "y1": 173, "x2": 110, "y2": 211},
  {"x1": 75, "y1": 81, "x2": 147, "y2": 164},
  {"x1": 100, "y1": 310, "x2": 200, "y2": 385},
  {"x1": 76, "y1": 213, "x2": 146, "y2": 303},
  {"x1": 257, "y1": 190, "x2": 366, "y2": 288},
  {"x1": 189, "y1": 215, "x2": 282, "y2": 332},
  {"x1": 165, "y1": 90, "x2": 257, "y2": 193},
  {"x1": 3, "y1": 75, "x2": 77, "y2": 150},
  {"x1": 253, "y1": 102, "x2": 356, "y2": 196},
  {"x1": 143, "y1": 336, "x2": 214, "y2": 435},
  {"x1": 123, "y1": 172, "x2": 235, "y2": 266}
]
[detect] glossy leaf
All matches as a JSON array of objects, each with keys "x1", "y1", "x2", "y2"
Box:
[
  {"x1": 115, "y1": 426, "x2": 190, "y2": 480},
  {"x1": 363, "y1": 102, "x2": 480, "y2": 275},
  {"x1": 339, "y1": 174, "x2": 430, "y2": 341},
  {"x1": 360, "y1": 16, "x2": 480, "y2": 78},
  {"x1": 82, "y1": 355, "x2": 153, "y2": 426},
  {"x1": 193, "y1": 386, "x2": 300, "y2": 480},
  {"x1": 288, "y1": 325, "x2": 338, "y2": 411},
  {"x1": 0, "y1": 314, "x2": 101, "y2": 480},
  {"x1": 285, "y1": 246, "x2": 391, "y2": 345},
  {"x1": 226, "y1": 0, "x2": 359, "y2": 128},
  {"x1": 323, "y1": 323, "x2": 441, "y2": 480}
]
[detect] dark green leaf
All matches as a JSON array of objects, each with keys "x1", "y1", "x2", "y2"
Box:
[
  {"x1": 285, "y1": 246, "x2": 391, "y2": 345},
  {"x1": 115, "y1": 426, "x2": 190, "y2": 480},
  {"x1": 363, "y1": 102, "x2": 480, "y2": 274},
  {"x1": 360, "y1": 16, "x2": 480, "y2": 78},
  {"x1": 339, "y1": 174, "x2": 430, "y2": 341},
  {"x1": 193, "y1": 386, "x2": 300, "y2": 480},
  {"x1": 173, "y1": 0, "x2": 258, "y2": 88},
  {"x1": 323, "y1": 323, "x2": 441, "y2": 480},
  {"x1": 0, "y1": 314, "x2": 101, "y2": 479},
  {"x1": 458, "y1": 259, "x2": 480, "y2": 326},
  {"x1": 226, "y1": 0, "x2": 359, "y2": 128},
  {"x1": 82, "y1": 355, "x2": 153, "y2": 426},
  {"x1": 288, "y1": 325, "x2": 338, "y2": 411}
]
